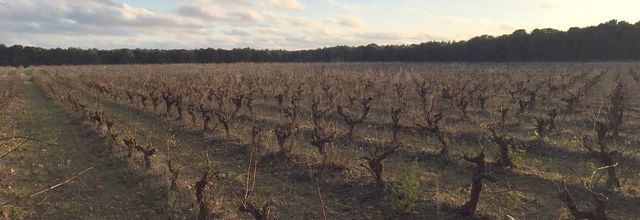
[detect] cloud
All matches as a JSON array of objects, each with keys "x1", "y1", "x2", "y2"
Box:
[
  {"x1": 355, "y1": 28, "x2": 438, "y2": 45},
  {"x1": 0, "y1": 0, "x2": 457, "y2": 50},
  {"x1": 177, "y1": 5, "x2": 226, "y2": 20},
  {"x1": 177, "y1": 2, "x2": 284, "y2": 25},
  {"x1": 225, "y1": 28, "x2": 251, "y2": 36},
  {"x1": 264, "y1": 0, "x2": 306, "y2": 11},
  {"x1": 394, "y1": 6, "x2": 416, "y2": 13},
  {"x1": 67, "y1": 1, "x2": 202, "y2": 28},
  {"x1": 334, "y1": 15, "x2": 366, "y2": 28},
  {"x1": 0, "y1": 0, "x2": 215, "y2": 49},
  {"x1": 215, "y1": 0, "x2": 252, "y2": 6},
  {"x1": 229, "y1": 9, "x2": 266, "y2": 23},
  {"x1": 3, "y1": 0, "x2": 625, "y2": 50},
  {"x1": 326, "y1": 0, "x2": 363, "y2": 12},
  {"x1": 257, "y1": 28, "x2": 287, "y2": 36},
  {"x1": 286, "y1": 16, "x2": 322, "y2": 28},
  {"x1": 0, "y1": 0, "x2": 302, "y2": 49},
  {"x1": 540, "y1": 0, "x2": 568, "y2": 9},
  {"x1": 0, "y1": 0, "x2": 204, "y2": 32}
]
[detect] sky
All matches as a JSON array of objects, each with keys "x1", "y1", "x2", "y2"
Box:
[{"x1": 0, "y1": 0, "x2": 639, "y2": 50}]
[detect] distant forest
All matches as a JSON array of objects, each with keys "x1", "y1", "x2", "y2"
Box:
[{"x1": 1, "y1": 20, "x2": 640, "y2": 66}]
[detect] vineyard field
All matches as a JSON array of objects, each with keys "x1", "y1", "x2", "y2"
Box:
[{"x1": 1, "y1": 62, "x2": 639, "y2": 219}]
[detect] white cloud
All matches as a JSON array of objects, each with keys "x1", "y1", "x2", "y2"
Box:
[
  {"x1": 540, "y1": 0, "x2": 569, "y2": 9},
  {"x1": 334, "y1": 15, "x2": 366, "y2": 28},
  {"x1": 325, "y1": 0, "x2": 365, "y2": 12},
  {"x1": 177, "y1": 5, "x2": 227, "y2": 20},
  {"x1": 394, "y1": 6, "x2": 416, "y2": 13},
  {"x1": 264, "y1": 0, "x2": 306, "y2": 11},
  {"x1": 230, "y1": 9, "x2": 266, "y2": 23},
  {"x1": 225, "y1": 28, "x2": 251, "y2": 36},
  {"x1": 215, "y1": 0, "x2": 253, "y2": 6},
  {"x1": 0, "y1": 0, "x2": 488, "y2": 50}
]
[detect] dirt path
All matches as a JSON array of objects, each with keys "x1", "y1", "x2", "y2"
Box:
[{"x1": 0, "y1": 72, "x2": 165, "y2": 219}]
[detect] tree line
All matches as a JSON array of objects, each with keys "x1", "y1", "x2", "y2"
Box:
[{"x1": 1, "y1": 20, "x2": 639, "y2": 67}]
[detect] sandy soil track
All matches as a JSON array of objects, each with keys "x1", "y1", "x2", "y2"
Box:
[{"x1": 0, "y1": 71, "x2": 165, "y2": 219}]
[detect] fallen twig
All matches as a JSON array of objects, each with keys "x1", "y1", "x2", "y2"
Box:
[{"x1": 0, "y1": 167, "x2": 94, "y2": 207}]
